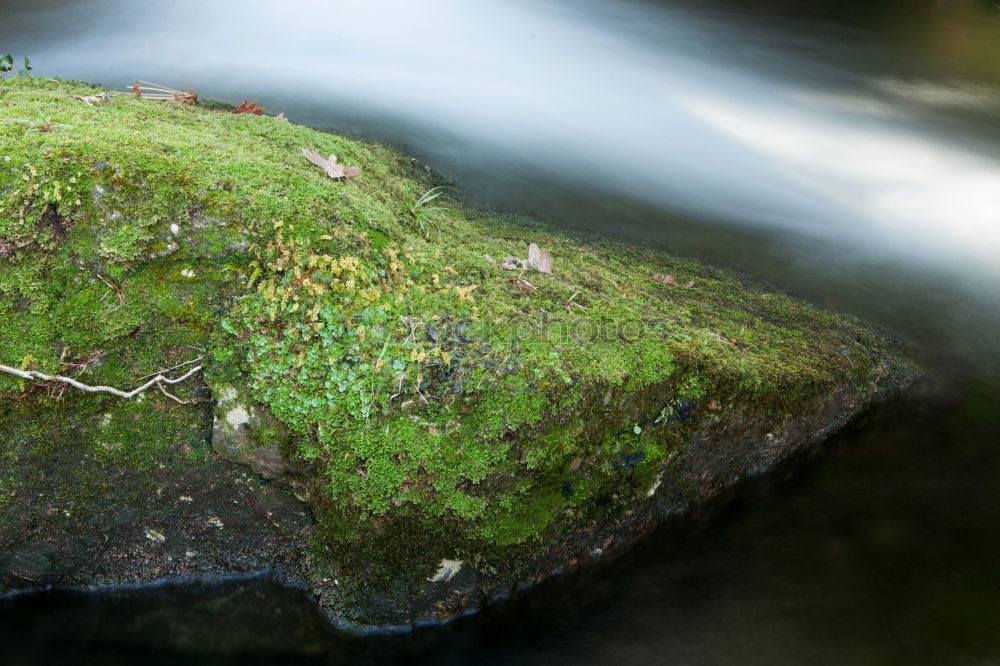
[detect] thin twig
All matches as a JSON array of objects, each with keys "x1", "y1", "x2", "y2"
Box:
[
  {"x1": 135, "y1": 356, "x2": 205, "y2": 381},
  {"x1": 157, "y1": 381, "x2": 202, "y2": 405},
  {"x1": 96, "y1": 273, "x2": 125, "y2": 310}
]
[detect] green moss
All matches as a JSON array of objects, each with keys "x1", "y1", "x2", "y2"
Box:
[{"x1": 0, "y1": 78, "x2": 909, "y2": 592}]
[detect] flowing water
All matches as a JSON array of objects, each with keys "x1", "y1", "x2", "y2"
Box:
[{"x1": 2, "y1": 0, "x2": 1000, "y2": 663}]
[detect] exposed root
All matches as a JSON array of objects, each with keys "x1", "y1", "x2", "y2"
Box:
[
  {"x1": 157, "y1": 381, "x2": 208, "y2": 405},
  {"x1": 0, "y1": 363, "x2": 203, "y2": 401},
  {"x1": 135, "y1": 356, "x2": 205, "y2": 381}
]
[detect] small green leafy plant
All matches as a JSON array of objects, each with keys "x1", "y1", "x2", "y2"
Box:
[
  {"x1": 0, "y1": 55, "x2": 31, "y2": 77},
  {"x1": 17, "y1": 108, "x2": 71, "y2": 133},
  {"x1": 402, "y1": 186, "x2": 448, "y2": 239}
]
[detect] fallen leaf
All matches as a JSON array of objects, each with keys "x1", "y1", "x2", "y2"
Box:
[
  {"x1": 302, "y1": 148, "x2": 361, "y2": 180},
  {"x1": 485, "y1": 243, "x2": 553, "y2": 273},
  {"x1": 651, "y1": 273, "x2": 695, "y2": 289},
  {"x1": 526, "y1": 243, "x2": 553, "y2": 274},
  {"x1": 232, "y1": 100, "x2": 265, "y2": 115}
]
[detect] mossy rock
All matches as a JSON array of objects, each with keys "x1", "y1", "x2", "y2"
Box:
[{"x1": 0, "y1": 78, "x2": 920, "y2": 628}]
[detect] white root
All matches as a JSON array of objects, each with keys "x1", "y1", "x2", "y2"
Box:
[
  {"x1": 135, "y1": 356, "x2": 205, "y2": 381},
  {"x1": 128, "y1": 80, "x2": 197, "y2": 104},
  {"x1": 0, "y1": 363, "x2": 203, "y2": 400},
  {"x1": 157, "y1": 381, "x2": 198, "y2": 405}
]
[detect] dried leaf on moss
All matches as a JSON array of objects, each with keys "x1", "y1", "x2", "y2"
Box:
[
  {"x1": 526, "y1": 243, "x2": 553, "y2": 273},
  {"x1": 510, "y1": 275, "x2": 536, "y2": 292},
  {"x1": 232, "y1": 100, "x2": 265, "y2": 115},
  {"x1": 302, "y1": 148, "x2": 361, "y2": 180},
  {"x1": 485, "y1": 243, "x2": 553, "y2": 274},
  {"x1": 651, "y1": 273, "x2": 695, "y2": 288}
]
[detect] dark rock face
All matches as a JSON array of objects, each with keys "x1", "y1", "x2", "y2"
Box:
[
  {"x1": 0, "y1": 403, "x2": 312, "y2": 595},
  {"x1": 0, "y1": 357, "x2": 918, "y2": 632},
  {"x1": 209, "y1": 383, "x2": 311, "y2": 488},
  {"x1": 308, "y1": 359, "x2": 920, "y2": 630}
]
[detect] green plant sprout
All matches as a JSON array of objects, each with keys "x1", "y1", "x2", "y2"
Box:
[{"x1": 403, "y1": 186, "x2": 449, "y2": 239}]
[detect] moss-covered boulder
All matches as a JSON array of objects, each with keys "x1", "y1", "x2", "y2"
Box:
[{"x1": 0, "y1": 78, "x2": 919, "y2": 629}]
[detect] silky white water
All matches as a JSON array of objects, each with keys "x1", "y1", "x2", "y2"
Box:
[{"x1": 11, "y1": 0, "x2": 1000, "y2": 276}]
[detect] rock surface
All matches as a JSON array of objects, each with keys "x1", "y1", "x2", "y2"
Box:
[{"x1": 0, "y1": 78, "x2": 921, "y2": 630}]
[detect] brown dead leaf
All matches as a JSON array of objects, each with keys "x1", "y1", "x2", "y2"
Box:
[
  {"x1": 651, "y1": 273, "x2": 695, "y2": 289},
  {"x1": 232, "y1": 101, "x2": 265, "y2": 115},
  {"x1": 302, "y1": 148, "x2": 361, "y2": 180},
  {"x1": 510, "y1": 276, "x2": 536, "y2": 292}
]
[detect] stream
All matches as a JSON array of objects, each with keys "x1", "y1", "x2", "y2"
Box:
[{"x1": 2, "y1": 0, "x2": 1000, "y2": 663}]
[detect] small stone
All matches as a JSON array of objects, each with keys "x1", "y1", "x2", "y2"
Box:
[
  {"x1": 144, "y1": 528, "x2": 166, "y2": 543},
  {"x1": 169, "y1": 223, "x2": 180, "y2": 235},
  {"x1": 225, "y1": 405, "x2": 250, "y2": 428}
]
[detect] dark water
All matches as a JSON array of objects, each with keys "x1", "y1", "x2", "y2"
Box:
[{"x1": 3, "y1": 0, "x2": 1000, "y2": 663}]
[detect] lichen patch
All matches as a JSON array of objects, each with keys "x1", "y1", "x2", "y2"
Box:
[{"x1": 428, "y1": 559, "x2": 464, "y2": 583}]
